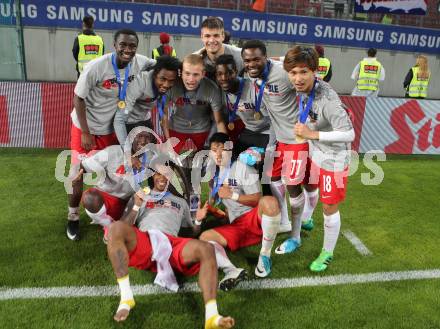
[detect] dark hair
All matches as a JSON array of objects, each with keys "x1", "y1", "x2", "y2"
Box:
[
  {"x1": 215, "y1": 54, "x2": 237, "y2": 70},
  {"x1": 314, "y1": 44, "x2": 324, "y2": 57},
  {"x1": 224, "y1": 31, "x2": 231, "y2": 44},
  {"x1": 283, "y1": 46, "x2": 319, "y2": 72},
  {"x1": 201, "y1": 17, "x2": 224, "y2": 30},
  {"x1": 114, "y1": 28, "x2": 139, "y2": 44},
  {"x1": 241, "y1": 40, "x2": 267, "y2": 56},
  {"x1": 82, "y1": 16, "x2": 94, "y2": 29},
  {"x1": 367, "y1": 48, "x2": 377, "y2": 57},
  {"x1": 209, "y1": 132, "x2": 230, "y2": 147},
  {"x1": 153, "y1": 55, "x2": 181, "y2": 76}
]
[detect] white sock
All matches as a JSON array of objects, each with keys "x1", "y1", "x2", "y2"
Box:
[
  {"x1": 68, "y1": 207, "x2": 79, "y2": 215},
  {"x1": 205, "y1": 299, "x2": 220, "y2": 323},
  {"x1": 117, "y1": 275, "x2": 134, "y2": 303},
  {"x1": 301, "y1": 189, "x2": 319, "y2": 222},
  {"x1": 323, "y1": 211, "x2": 341, "y2": 253},
  {"x1": 260, "y1": 213, "x2": 281, "y2": 256},
  {"x1": 289, "y1": 193, "x2": 305, "y2": 241},
  {"x1": 270, "y1": 180, "x2": 289, "y2": 225},
  {"x1": 209, "y1": 241, "x2": 237, "y2": 274}
]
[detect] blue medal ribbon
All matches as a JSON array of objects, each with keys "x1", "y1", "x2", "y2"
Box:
[
  {"x1": 111, "y1": 53, "x2": 131, "y2": 104},
  {"x1": 299, "y1": 80, "x2": 317, "y2": 124},
  {"x1": 225, "y1": 78, "x2": 245, "y2": 124},
  {"x1": 254, "y1": 61, "x2": 271, "y2": 116},
  {"x1": 210, "y1": 165, "x2": 232, "y2": 206}
]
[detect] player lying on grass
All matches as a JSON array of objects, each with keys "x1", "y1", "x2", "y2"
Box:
[
  {"x1": 106, "y1": 164, "x2": 235, "y2": 328},
  {"x1": 199, "y1": 133, "x2": 281, "y2": 278},
  {"x1": 120, "y1": 159, "x2": 248, "y2": 292},
  {"x1": 277, "y1": 46, "x2": 354, "y2": 272},
  {"x1": 69, "y1": 130, "x2": 154, "y2": 235}
]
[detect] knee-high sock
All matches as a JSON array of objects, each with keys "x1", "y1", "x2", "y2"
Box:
[
  {"x1": 209, "y1": 241, "x2": 237, "y2": 274},
  {"x1": 301, "y1": 189, "x2": 319, "y2": 222},
  {"x1": 117, "y1": 275, "x2": 134, "y2": 304},
  {"x1": 323, "y1": 211, "x2": 341, "y2": 253},
  {"x1": 289, "y1": 193, "x2": 305, "y2": 241},
  {"x1": 270, "y1": 180, "x2": 289, "y2": 225},
  {"x1": 260, "y1": 213, "x2": 281, "y2": 256}
]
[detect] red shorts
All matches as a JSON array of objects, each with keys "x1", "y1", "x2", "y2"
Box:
[
  {"x1": 169, "y1": 129, "x2": 209, "y2": 153},
  {"x1": 128, "y1": 227, "x2": 200, "y2": 276},
  {"x1": 269, "y1": 142, "x2": 310, "y2": 185},
  {"x1": 213, "y1": 206, "x2": 262, "y2": 252},
  {"x1": 307, "y1": 162, "x2": 348, "y2": 205},
  {"x1": 70, "y1": 124, "x2": 118, "y2": 163},
  {"x1": 227, "y1": 119, "x2": 245, "y2": 144},
  {"x1": 84, "y1": 188, "x2": 127, "y2": 221}
]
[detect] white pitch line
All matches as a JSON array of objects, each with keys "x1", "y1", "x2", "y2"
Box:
[
  {"x1": 343, "y1": 230, "x2": 372, "y2": 256},
  {"x1": 1, "y1": 269, "x2": 440, "y2": 301}
]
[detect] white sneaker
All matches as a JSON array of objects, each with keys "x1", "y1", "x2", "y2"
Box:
[
  {"x1": 278, "y1": 222, "x2": 292, "y2": 233},
  {"x1": 219, "y1": 268, "x2": 247, "y2": 291}
]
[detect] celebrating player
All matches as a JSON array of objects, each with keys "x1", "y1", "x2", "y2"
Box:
[
  {"x1": 113, "y1": 55, "x2": 181, "y2": 146},
  {"x1": 67, "y1": 29, "x2": 155, "y2": 240},
  {"x1": 165, "y1": 54, "x2": 227, "y2": 153},
  {"x1": 281, "y1": 46, "x2": 354, "y2": 271},
  {"x1": 199, "y1": 133, "x2": 281, "y2": 278}
]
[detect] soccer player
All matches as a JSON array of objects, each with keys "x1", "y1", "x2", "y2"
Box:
[
  {"x1": 71, "y1": 130, "x2": 156, "y2": 236},
  {"x1": 241, "y1": 40, "x2": 318, "y2": 238},
  {"x1": 199, "y1": 133, "x2": 281, "y2": 278},
  {"x1": 107, "y1": 223, "x2": 235, "y2": 328},
  {"x1": 113, "y1": 55, "x2": 181, "y2": 146},
  {"x1": 122, "y1": 160, "x2": 247, "y2": 291},
  {"x1": 282, "y1": 46, "x2": 354, "y2": 271},
  {"x1": 214, "y1": 54, "x2": 273, "y2": 157},
  {"x1": 67, "y1": 29, "x2": 155, "y2": 241},
  {"x1": 194, "y1": 17, "x2": 243, "y2": 81},
  {"x1": 165, "y1": 54, "x2": 227, "y2": 153}
]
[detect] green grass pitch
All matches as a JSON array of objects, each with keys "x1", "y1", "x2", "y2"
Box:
[{"x1": 0, "y1": 148, "x2": 439, "y2": 329}]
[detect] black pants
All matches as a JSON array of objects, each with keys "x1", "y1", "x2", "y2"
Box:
[{"x1": 126, "y1": 119, "x2": 153, "y2": 135}]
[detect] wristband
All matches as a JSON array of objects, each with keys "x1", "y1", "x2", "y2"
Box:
[
  {"x1": 132, "y1": 205, "x2": 140, "y2": 212},
  {"x1": 231, "y1": 192, "x2": 239, "y2": 201},
  {"x1": 195, "y1": 219, "x2": 203, "y2": 226}
]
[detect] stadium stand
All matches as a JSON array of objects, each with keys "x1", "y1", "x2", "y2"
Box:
[{"x1": 125, "y1": 0, "x2": 440, "y2": 29}]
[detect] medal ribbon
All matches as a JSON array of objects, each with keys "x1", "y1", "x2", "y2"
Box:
[
  {"x1": 111, "y1": 52, "x2": 131, "y2": 104},
  {"x1": 210, "y1": 164, "x2": 232, "y2": 206},
  {"x1": 225, "y1": 78, "x2": 244, "y2": 124},
  {"x1": 299, "y1": 80, "x2": 317, "y2": 124},
  {"x1": 254, "y1": 61, "x2": 271, "y2": 117}
]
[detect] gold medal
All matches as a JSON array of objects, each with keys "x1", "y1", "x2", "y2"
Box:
[
  {"x1": 143, "y1": 186, "x2": 151, "y2": 195},
  {"x1": 117, "y1": 100, "x2": 126, "y2": 109},
  {"x1": 295, "y1": 136, "x2": 305, "y2": 143},
  {"x1": 254, "y1": 112, "x2": 262, "y2": 120},
  {"x1": 228, "y1": 122, "x2": 235, "y2": 130}
]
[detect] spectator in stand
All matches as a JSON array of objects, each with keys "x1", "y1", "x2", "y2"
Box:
[
  {"x1": 152, "y1": 32, "x2": 177, "y2": 60},
  {"x1": 334, "y1": 0, "x2": 346, "y2": 19},
  {"x1": 403, "y1": 55, "x2": 430, "y2": 99}
]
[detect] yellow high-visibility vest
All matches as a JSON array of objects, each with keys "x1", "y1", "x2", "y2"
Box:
[
  {"x1": 408, "y1": 66, "x2": 430, "y2": 98},
  {"x1": 317, "y1": 57, "x2": 331, "y2": 79},
  {"x1": 152, "y1": 47, "x2": 177, "y2": 59},
  {"x1": 78, "y1": 34, "x2": 104, "y2": 73},
  {"x1": 357, "y1": 59, "x2": 381, "y2": 91}
]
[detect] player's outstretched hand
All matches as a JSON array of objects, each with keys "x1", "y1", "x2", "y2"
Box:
[
  {"x1": 196, "y1": 201, "x2": 208, "y2": 221},
  {"x1": 113, "y1": 308, "x2": 130, "y2": 322}
]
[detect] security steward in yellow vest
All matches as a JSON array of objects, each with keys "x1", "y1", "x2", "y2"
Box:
[
  {"x1": 403, "y1": 66, "x2": 430, "y2": 99},
  {"x1": 314, "y1": 45, "x2": 332, "y2": 82},
  {"x1": 351, "y1": 48, "x2": 385, "y2": 97},
  {"x1": 72, "y1": 16, "x2": 104, "y2": 78}
]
